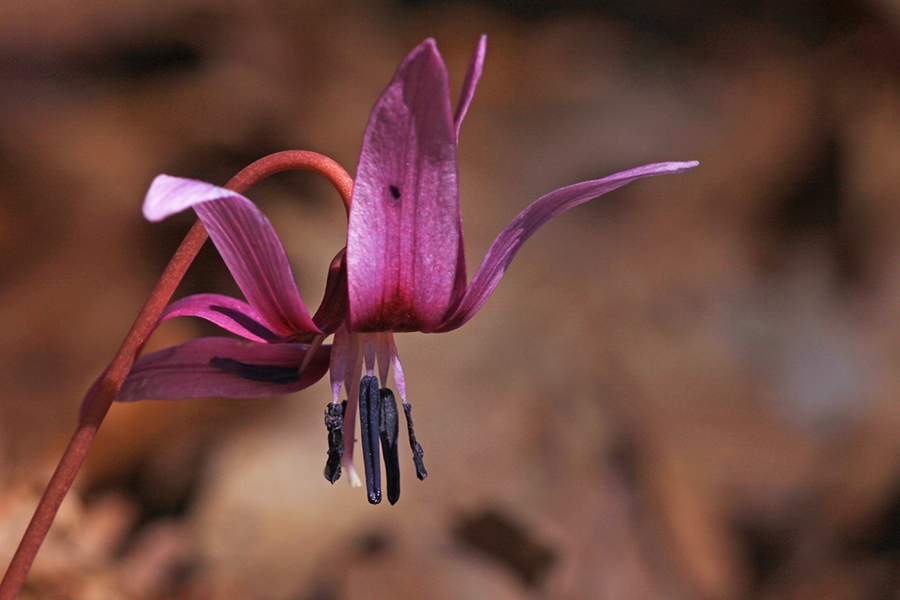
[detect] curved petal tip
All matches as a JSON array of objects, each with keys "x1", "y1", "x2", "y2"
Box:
[
  {"x1": 639, "y1": 161, "x2": 699, "y2": 176},
  {"x1": 670, "y1": 160, "x2": 700, "y2": 172},
  {"x1": 143, "y1": 175, "x2": 237, "y2": 222}
]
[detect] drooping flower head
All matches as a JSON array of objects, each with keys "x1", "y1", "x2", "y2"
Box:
[{"x1": 119, "y1": 36, "x2": 698, "y2": 505}]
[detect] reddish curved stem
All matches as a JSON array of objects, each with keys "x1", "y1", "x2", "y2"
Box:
[{"x1": 0, "y1": 151, "x2": 353, "y2": 600}]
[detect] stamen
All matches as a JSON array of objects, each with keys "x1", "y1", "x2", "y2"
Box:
[
  {"x1": 209, "y1": 357, "x2": 300, "y2": 384},
  {"x1": 341, "y1": 394, "x2": 359, "y2": 486},
  {"x1": 375, "y1": 333, "x2": 391, "y2": 384},
  {"x1": 343, "y1": 373, "x2": 361, "y2": 488},
  {"x1": 358, "y1": 375, "x2": 382, "y2": 504},
  {"x1": 403, "y1": 403, "x2": 427, "y2": 480},
  {"x1": 386, "y1": 333, "x2": 407, "y2": 402},
  {"x1": 363, "y1": 334, "x2": 376, "y2": 377},
  {"x1": 379, "y1": 388, "x2": 401, "y2": 505},
  {"x1": 323, "y1": 402, "x2": 344, "y2": 483},
  {"x1": 334, "y1": 331, "x2": 361, "y2": 487}
]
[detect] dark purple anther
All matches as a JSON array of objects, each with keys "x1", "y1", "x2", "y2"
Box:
[
  {"x1": 358, "y1": 375, "x2": 382, "y2": 504},
  {"x1": 323, "y1": 402, "x2": 344, "y2": 483},
  {"x1": 379, "y1": 388, "x2": 401, "y2": 505},
  {"x1": 403, "y1": 402, "x2": 427, "y2": 480}
]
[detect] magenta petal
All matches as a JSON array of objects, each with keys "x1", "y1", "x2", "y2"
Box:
[
  {"x1": 435, "y1": 161, "x2": 700, "y2": 332},
  {"x1": 116, "y1": 337, "x2": 330, "y2": 402},
  {"x1": 311, "y1": 250, "x2": 349, "y2": 335},
  {"x1": 161, "y1": 294, "x2": 284, "y2": 343},
  {"x1": 347, "y1": 39, "x2": 462, "y2": 333},
  {"x1": 144, "y1": 175, "x2": 321, "y2": 337},
  {"x1": 453, "y1": 35, "x2": 486, "y2": 136},
  {"x1": 444, "y1": 36, "x2": 487, "y2": 309}
]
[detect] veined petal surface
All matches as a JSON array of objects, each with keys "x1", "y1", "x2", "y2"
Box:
[
  {"x1": 116, "y1": 337, "x2": 330, "y2": 402},
  {"x1": 347, "y1": 39, "x2": 461, "y2": 332},
  {"x1": 161, "y1": 294, "x2": 284, "y2": 343},
  {"x1": 144, "y1": 175, "x2": 320, "y2": 337}
]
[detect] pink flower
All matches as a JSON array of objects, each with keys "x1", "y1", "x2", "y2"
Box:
[{"x1": 120, "y1": 37, "x2": 698, "y2": 504}]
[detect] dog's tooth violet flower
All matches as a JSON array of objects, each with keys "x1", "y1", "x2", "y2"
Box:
[{"x1": 118, "y1": 36, "x2": 698, "y2": 505}]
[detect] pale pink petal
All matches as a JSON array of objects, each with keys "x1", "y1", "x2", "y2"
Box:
[
  {"x1": 144, "y1": 175, "x2": 320, "y2": 337},
  {"x1": 116, "y1": 337, "x2": 330, "y2": 402},
  {"x1": 453, "y1": 35, "x2": 486, "y2": 136},
  {"x1": 435, "y1": 161, "x2": 699, "y2": 331},
  {"x1": 161, "y1": 294, "x2": 284, "y2": 343},
  {"x1": 347, "y1": 39, "x2": 461, "y2": 333}
]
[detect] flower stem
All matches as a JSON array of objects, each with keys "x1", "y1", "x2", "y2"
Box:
[{"x1": 0, "y1": 151, "x2": 353, "y2": 600}]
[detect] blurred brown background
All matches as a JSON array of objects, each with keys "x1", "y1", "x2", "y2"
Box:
[{"x1": 2, "y1": 0, "x2": 900, "y2": 598}]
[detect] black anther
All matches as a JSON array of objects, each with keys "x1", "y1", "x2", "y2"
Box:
[
  {"x1": 323, "y1": 402, "x2": 344, "y2": 484},
  {"x1": 358, "y1": 375, "x2": 382, "y2": 504},
  {"x1": 403, "y1": 402, "x2": 427, "y2": 480},
  {"x1": 379, "y1": 388, "x2": 401, "y2": 505}
]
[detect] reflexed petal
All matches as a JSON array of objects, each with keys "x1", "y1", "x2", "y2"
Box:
[
  {"x1": 453, "y1": 35, "x2": 486, "y2": 136},
  {"x1": 143, "y1": 174, "x2": 231, "y2": 223},
  {"x1": 435, "y1": 161, "x2": 700, "y2": 331},
  {"x1": 161, "y1": 294, "x2": 284, "y2": 343},
  {"x1": 347, "y1": 39, "x2": 461, "y2": 332},
  {"x1": 446, "y1": 35, "x2": 487, "y2": 309},
  {"x1": 116, "y1": 337, "x2": 330, "y2": 402},
  {"x1": 144, "y1": 175, "x2": 321, "y2": 337}
]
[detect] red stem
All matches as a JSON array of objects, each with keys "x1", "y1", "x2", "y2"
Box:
[{"x1": 0, "y1": 151, "x2": 353, "y2": 600}]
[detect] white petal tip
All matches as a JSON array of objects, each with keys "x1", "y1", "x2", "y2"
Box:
[
  {"x1": 638, "y1": 161, "x2": 700, "y2": 178},
  {"x1": 142, "y1": 174, "x2": 181, "y2": 222},
  {"x1": 142, "y1": 174, "x2": 237, "y2": 223}
]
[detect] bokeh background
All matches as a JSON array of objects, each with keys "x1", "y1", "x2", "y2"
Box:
[{"x1": 2, "y1": 0, "x2": 900, "y2": 598}]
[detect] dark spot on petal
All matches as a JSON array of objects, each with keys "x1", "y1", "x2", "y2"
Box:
[
  {"x1": 389, "y1": 184, "x2": 401, "y2": 199},
  {"x1": 209, "y1": 357, "x2": 300, "y2": 384}
]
